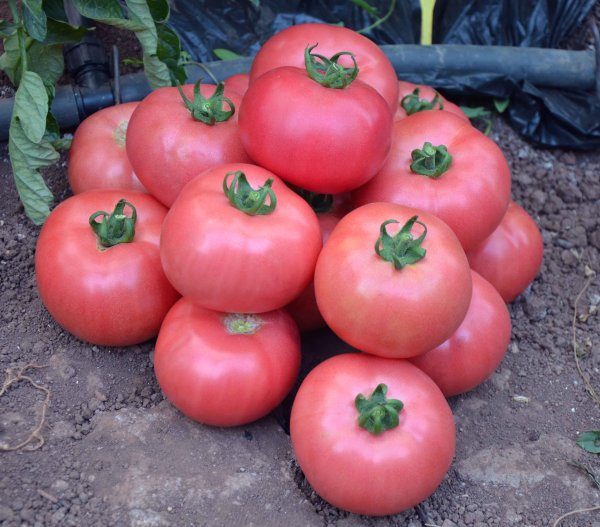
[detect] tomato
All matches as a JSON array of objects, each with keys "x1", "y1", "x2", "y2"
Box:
[
  {"x1": 290, "y1": 353, "x2": 455, "y2": 516},
  {"x1": 240, "y1": 47, "x2": 392, "y2": 194},
  {"x1": 68, "y1": 103, "x2": 145, "y2": 194},
  {"x1": 395, "y1": 80, "x2": 468, "y2": 121},
  {"x1": 250, "y1": 23, "x2": 399, "y2": 111},
  {"x1": 154, "y1": 298, "x2": 300, "y2": 426},
  {"x1": 224, "y1": 72, "x2": 249, "y2": 96},
  {"x1": 126, "y1": 82, "x2": 250, "y2": 207},
  {"x1": 353, "y1": 110, "x2": 511, "y2": 252},
  {"x1": 35, "y1": 190, "x2": 179, "y2": 346},
  {"x1": 160, "y1": 163, "x2": 322, "y2": 313},
  {"x1": 314, "y1": 202, "x2": 472, "y2": 358},
  {"x1": 286, "y1": 193, "x2": 350, "y2": 331},
  {"x1": 410, "y1": 271, "x2": 511, "y2": 397},
  {"x1": 467, "y1": 201, "x2": 544, "y2": 302}
]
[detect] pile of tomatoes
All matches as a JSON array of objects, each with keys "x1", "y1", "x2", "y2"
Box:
[{"x1": 34, "y1": 23, "x2": 544, "y2": 516}]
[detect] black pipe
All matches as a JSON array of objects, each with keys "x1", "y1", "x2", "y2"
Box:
[{"x1": 0, "y1": 45, "x2": 596, "y2": 141}]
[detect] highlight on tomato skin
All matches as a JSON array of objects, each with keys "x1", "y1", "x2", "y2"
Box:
[
  {"x1": 154, "y1": 298, "x2": 301, "y2": 427},
  {"x1": 466, "y1": 201, "x2": 544, "y2": 303},
  {"x1": 290, "y1": 353, "x2": 455, "y2": 516},
  {"x1": 409, "y1": 270, "x2": 511, "y2": 397}
]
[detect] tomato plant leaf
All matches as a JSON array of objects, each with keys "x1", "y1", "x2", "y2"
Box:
[
  {"x1": 14, "y1": 71, "x2": 48, "y2": 143},
  {"x1": 43, "y1": 0, "x2": 69, "y2": 22},
  {"x1": 0, "y1": 20, "x2": 19, "y2": 38},
  {"x1": 23, "y1": 0, "x2": 48, "y2": 42},
  {"x1": 0, "y1": 32, "x2": 24, "y2": 85},
  {"x1": 577, "y1": 431, "x2": 600, "y2": 454},
  {"x1": 27, "y1": 42, "x2": 64, "y2": 90},
  {"x1": 213, "y1": 48, "x2": 243, "y2": 61},
  {"x1": 493, "y1": 98, "x2": 510, "y2": 114},
  {"x1": 147, "y1": 0, "x2": 170, "y2": 23},
  {"x1": 350, "y1": 0, "x2": 379, "y2": 17},
  {"x1": 71, "y1": 0, "x2": 125, "y2": 21},
  {"x1": 43, "y1": 19, "x2": 87, "y2": 45},
  {"x1": 157, "y1": 23, "x2": 186, "y2": 84},
  {"x1": 142, "y1": 52, "x2": 171, "y2": 88}
]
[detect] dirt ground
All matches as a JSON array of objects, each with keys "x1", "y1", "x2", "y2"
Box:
[{"x1": 2, "y1": 17, "x2": 600, "y2": 527}]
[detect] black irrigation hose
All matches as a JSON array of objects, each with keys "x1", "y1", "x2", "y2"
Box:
[{"x1": 0, "y1": 45, "x2": 597, "y2": 141}]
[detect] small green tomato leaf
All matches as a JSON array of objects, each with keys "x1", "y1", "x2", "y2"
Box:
[
  {"x1": 577, "y1": 431, "x2": 600, "y2": 454},
  {"x1": 23, "y1": 0, "x2": 48, "y2": 42},
  {"x1": 14, "y1": 71, "x2": 48, "y2": 143},
  {"x1": 43, "y1": 19, "x2": 87, "y2": 45},
  {"x1": 410, "y1": 142, "x2": 452, "y2": 178},
  {"x1": 213, "y1": 48, "x2": 244, "y2": 61},
  {"x1": 223, "y1": 171, "x2": 277, "y2": 216},
  {"x1": 0, "y1": 32, "x2": 23, "y2": 85},
  {"x1": 0, "y1": 20, "x2": 18, "y2": 38},
  {"x1": 355, "y1": 384, "x2": 403, "y2": 435},
  {"x1": 375, "y1": 216, "x2": 427, "y2": 269},
  {"x1": 89, "y1": 199, "x2": 137, "y2": 248}
]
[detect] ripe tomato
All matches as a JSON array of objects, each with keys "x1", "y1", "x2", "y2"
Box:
[
  {"x1": 224, "y1": 72, "x2": 249, "y2": 96},
  {"x1": 240, "y1": 47, "x2": 392, "y2": 194},
  {"x1": 314, "y1": 202, "x2": 472, "y2": 358},
  {"x1": 467, "y1": 201, "x2": 544, "y2": 302},
  {"x1": 160, "y1": 163, "x2": 322, "y2": 313},
  {"x1": 126, "y1": 82, "x2": 250, "y2": 207},
  {"x1": 68, "y1": 103, "x2": 145, "y2": 194},
  {"x1": 410, "y1": 271, "x2": 511, "y2": 397},
  {"x1": 250, "y1": 23, "x2": 399, "y2": 111},
  {"x1": 286, "y1": 193, "x2": 351, "y2": 331},
  {"x1": 154, "y1": 298, "x2": 300, "y2": 426},
  {"x1": 353, "y1": 110, "x2": 511, "y2": 252},
  {"x1": 395, "y1": 80, "x2": 468, "y2": 121},
  {"x1": 35, "y1": 190, "x2": 179, "y2": 346},
  {"x1": 291, "y1": 353, "x2": 455, "y2": 516}
]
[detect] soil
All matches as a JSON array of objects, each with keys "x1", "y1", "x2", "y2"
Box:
[{"x1": 1, "y1": 15, "x2": 600, "y2": 527}]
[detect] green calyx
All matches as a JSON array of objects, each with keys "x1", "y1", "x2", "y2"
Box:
[
  {"x1": 223, "y1": 171, "x2": 277, "y2": 216},
  {"x1": 304, "y1": 44, "x2": 359, "y2": 89},
  {"x1": 355, "y1": 384, "x2": 404, "y2": 435},
  {"x1": 400, "y1": 88, "x2": 444, "y2": 115},
  {"x1": 375, "y1": 216, "x2": 427, "y2": 269},
  {"x1": 89, "y1": 199, "x2": 137, "y2": 248},
  {"x1": 223, "y1": 313, "x2": 262, "y2": 335},
  {"x1": 410, "y1": 142, "x2": 452, "y2": 178},
  {"x1": 177, "y1": 80, "x2": 235, "y2": 125},
  {"x1": 293, "y1": 187, "x2": 334, "y2": 214}
]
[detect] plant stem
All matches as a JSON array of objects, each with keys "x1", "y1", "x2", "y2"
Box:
[
  {"x1": 420, "y1": 0, "x2": 436, "y2": 45},
  {"x1": 358, "y1": 0, "x2": 397, "y2": 34}
]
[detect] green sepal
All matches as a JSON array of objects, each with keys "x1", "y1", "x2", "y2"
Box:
[
  {"x1": 177, "y1": 80, "x2": 235, "y2": 125},
  {"x1": 304, "y1": 44, "x2": 358, "y2": 89},
  {"x1": 89, "y1": 199, "x2": 137, "y2": 248},
  {"x1": 400, "y1": 88, "x2": 444, "y2": 115},
  {"x1": 223, "y1": 171, "x2": 277, "y2": 216},
  {"x1": 355, "y1": 384, "x2": 403, "y2": 435},
  {"x1": 410, "y1": 142, "x2": 452, "y2": 178},
  {"x1": 375, "y1": 216, "x2": 427, "y2": 269}
]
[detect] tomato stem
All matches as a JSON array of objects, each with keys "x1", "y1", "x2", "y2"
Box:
[
  {"x1": 355, "y1": 384, "x2": 403, "y2": 435},
  {"x1": 89, "y1": 199, "x2": 137, "y2": 248},
  {"x1": 375, "y1": 216, "x2": 427, "y2": 269},
  {"x1": 304, "y1": 44, "x2": 359, "y2": 89},
  {"x1": 410, "y1": 142, "x2": 452, "y2": 178},
  {"x1": 401, "y1": 88, "x2": 444, "y2": 115},
  {"x1": 176, "y1": 80, "x2": 235, "y2": 125},
  {"x1": 223, "y1": 171, "x2": 277, "y2": 215},
  {"x1": 292, "y1": 187, "x2": 334, "y2": 214},
  {"x1": 223, "y1": 313, "x2": 262, "y2": 335}
]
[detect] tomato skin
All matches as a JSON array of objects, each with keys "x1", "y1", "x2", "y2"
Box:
[
  {"x1": 154, "y1": 299, "x2": 300, "y2": 427},
  {"x1": 314, "y1": 202, "x2": 472, "y2": 358},
  {"x1": 224, "y1": 73, "x2": 249, "y2": 96},
  {"x1": 395, "y1": 80, "x2": 468, "y2": 121},
  {"x1": 68, "y1": 103, "x2": 145, "y2": 194},
  {"x1": 467, "y1": 201, "x2": 544, "y2": 302},
  {"x1": 290, "y1": 353, "x2": 455, "y2": 516},
  {"x1": 160, "y1": 163, "x2": 322, "y2": 313},
  {"x1": 250, "y1": 23, "x2": 399, "y2": 111},
  {"x1": 126, "y1": 84, "x2": 250, "y2": 207},
  {"x1": 35, "y1": 190, "x2": 179, "y2": 346},
  {"x1": 410, "y1": 271, "x2": 511, "y2": 397},
  {"x1": 239, "y1": 67, "x2": 393, "y2": 194},
  {"x1": 353, "y1": 110, "x2": 511, "y2": 252}
]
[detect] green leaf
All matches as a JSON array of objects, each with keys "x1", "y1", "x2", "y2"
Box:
[
  {"x1": 157, "y1": 23, "x2": 186, "y2": 84},
  {"x1": 142, "y1": 52, "x2": 171, "y2": 89},
  {"x1": 350, "y1": 0, "x2": 379, "y2": 16},
  {"x1": 0, "y1": 20, "x2": 19, "y2": 37},
  {"x1": 577, "y1": 431, "x2": 600, "y2": 454},
  {"x1": 27, "y1": 42, "x2": 64, "y2": 90},
  {"x1": 14, "y1": 71, "x2": 48, "y2": 143},
  {"x1": 147, "y1": 0, "x2": 169, "y2": 23},
  {"x1": 71, "y1": 0, "x2": 125, "y2": 20},
  {"x1": 459, "y1": 105, "x2": 491, "y2": 119},
  {"x1": 23, "y1": 0, "x2": 48, "y2": 42},
  {"x1": 44, "y1": 112, "x2": 72, "y2": 150},
  {"x1": 122, "y1": 57, "x2": 144, "y2": 66},
  {"x1": 249, "y1": 0, "x2": 260, "y2": 7},
  {"x1": 43, "y1": 18, "x2": 86, "y2": 45},
  {"x1": 213, "y1": 48, "x2": 243, "y2": 61},
  {"x1": 0, "y1": 32, "x2": 24, "y2": 85},
  {"x1": 493, "y1": 97, "x2": 510, "y2": 114},
  {"x1": 43, "y1": 0, "x2": 69, "y2": 22}
]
